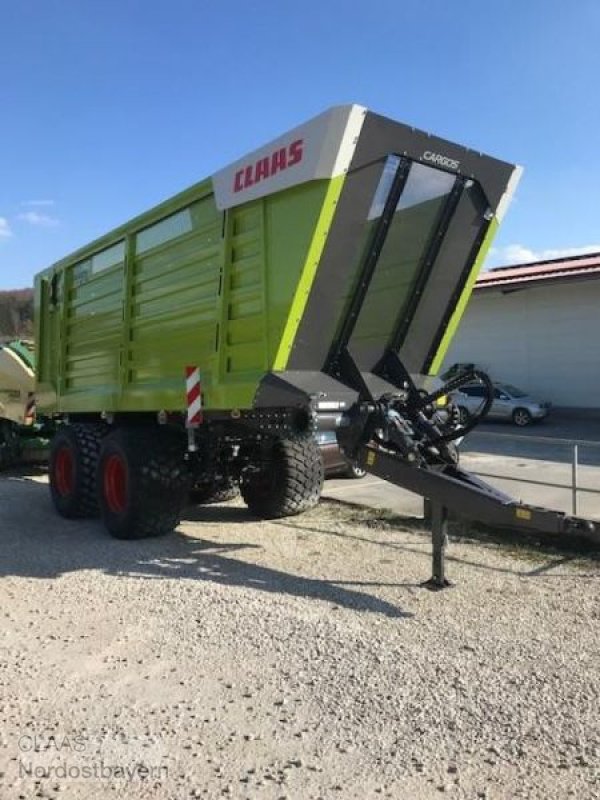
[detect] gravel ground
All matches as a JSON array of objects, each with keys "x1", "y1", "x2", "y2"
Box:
[{"x1": 1, "y1": 470, "x2": 600, "y2": 800}]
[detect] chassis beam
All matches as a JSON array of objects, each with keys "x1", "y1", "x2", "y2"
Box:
[{"x1": 355, "y1": 443, "x2": 598, "y2": 587}]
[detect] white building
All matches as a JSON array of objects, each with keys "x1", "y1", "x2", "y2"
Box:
[{"x1": 441, "y1": 253, "x2": 600, "y2": 409}]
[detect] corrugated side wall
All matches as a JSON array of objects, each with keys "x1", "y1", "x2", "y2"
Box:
[
  {"x1": 125, "y1": 196, "x2": 222, "y2": 410},
  {"x1": 210, "y1": 179, "x2": 333, "y2": 408},
  {"x1": 36, "y1": 179, "x2": 332, "y2": 414}
]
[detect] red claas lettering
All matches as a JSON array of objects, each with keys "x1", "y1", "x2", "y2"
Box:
[
  {"x1": 233, "y1": 139, "x2": 305, "y2": 192},
  {"x1": 288, "y1": 139, "x2": 303, "y2": 166}
]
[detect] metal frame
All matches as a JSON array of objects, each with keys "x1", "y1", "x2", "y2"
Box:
[
  {"x1": 385, "y1": 175, "x2": 466, "y2": 358},
  {"x1": 323, "y1": 154, "x2": 484, "y2": 405},
  {"x1": 325, "y1": 156, "x2": 412, "y2": 395},
  {"x1": 355, "y1": 441, "x2": 597, "y2": 588},
  {"x1": 423, "y1": 200, "x2": 493, "y2": 374},
  {"x1": 425, "y1": 502, "x2": 451, "y2": 590}
]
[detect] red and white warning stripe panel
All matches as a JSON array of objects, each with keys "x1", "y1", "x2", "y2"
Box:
[
  {"x1": 212, "y1": 104, "x2": 366, "y2": 211},
  {"x1": 185, "y1": 367, "x2": 203, "y2": 427}
]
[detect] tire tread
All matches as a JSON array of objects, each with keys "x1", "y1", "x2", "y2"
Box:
[
  {"x1": 241, "y1": 434, "x2": 323, "y2": 519},
  {"x1": 98, "y1": 428, "x2": 189, "y2": 539}
]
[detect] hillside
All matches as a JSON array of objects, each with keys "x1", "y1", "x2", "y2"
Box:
[{"x1": 0, "y1": 289, "x2": 34, "y2": 342}]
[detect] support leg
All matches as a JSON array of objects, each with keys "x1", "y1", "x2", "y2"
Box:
[{"x1": 422, "y1": 500, "x2": 453, "y2": 590}]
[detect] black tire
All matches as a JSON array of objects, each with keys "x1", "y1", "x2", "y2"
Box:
[
  {"x1": 458, "y1": 406, "x2": 470, "y2": 426},
  {"x1": 190, "y1": 478, "x2": 239, "y2": 505},
  {"x1": 97, "y1": 427, "x2": 190, "y2": 539},
  {"x1": 241, "y1": 434, "x2": 324, "y2": 519},
  {"x1": 512, "y1": 407, "x2": 532, "y2": 427},
  {"x1": 0, "y1": 420, "x2": 22, "y2": 470},
  {"x1": 49, "y1": 423, "x2": 105, "y2": 518}
]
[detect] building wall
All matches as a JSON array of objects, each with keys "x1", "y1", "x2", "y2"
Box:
[{"x1": 441, "y1": 279, "x2": 600, "y2": 408}]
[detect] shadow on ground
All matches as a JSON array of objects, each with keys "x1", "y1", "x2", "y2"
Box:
[
  {"x1": 0, "y1": 473, "x2": 410, "y2": 619},
  {"x1": 296, "y1": 499, "x2": 600, "y2": 577}
]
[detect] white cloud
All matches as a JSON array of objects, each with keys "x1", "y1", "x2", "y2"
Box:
[
  {"x1": 21, "y1": 199, "x2": 55, "y2": 207},
  {"x1": 487, "y1": 243, "x2": 600, "y2": 267},
  {"x1": 0, "y1": 217, "x2": 12, "y2": 239},
  {"x1": 17, "y1": 211, "x2": 59, "y2": 227}
]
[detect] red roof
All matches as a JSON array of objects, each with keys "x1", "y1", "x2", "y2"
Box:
[{"x1": 475, "y1": 252, "x2": 600, "y2": 290}]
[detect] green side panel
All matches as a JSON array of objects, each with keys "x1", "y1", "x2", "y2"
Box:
[
  {"x1": 428, "y1": 217, "x2": 499, "y2": 374},
  {"x1": 35, "y1": 274, "x2": 62, "y2": 412},
  {"x1": 214, "y1": 201, "x2": 267, "y2": 404},
  {"x1": 66, "y1": 264, "x2": 124, "y2": 404},
  {"x1": 36, "y1": 178, "x2": 336, "y2": 414},
  {"x1": 273, "y1": 175, "x2": 345, "y2": 370},
  {"x1": 208, "y1": 179, "x2": 336, "y2": 409},
  {"x1": 122, "y1": 196, "x2": 222, "y2": 411}
]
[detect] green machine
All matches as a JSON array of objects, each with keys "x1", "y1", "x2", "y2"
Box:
[
  {"x1": 0, "y1": 340, "x2": 49, "y2": 468},
  {"x1": 37, "y1": 104, "x2": 591, "y2": 570}
]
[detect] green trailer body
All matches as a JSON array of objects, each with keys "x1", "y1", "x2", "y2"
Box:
[
  {"x1": 35, "y1": 175, "x2": 341, "y2": 414},
  {"x1": 38, "y1": 105, "x2": 556, "y2": 550},
  {"x1": 35, "y1": 106, "x2": 520, "y2": 419}
]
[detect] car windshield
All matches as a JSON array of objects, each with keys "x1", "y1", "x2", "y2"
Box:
[{"x1": 500, "y1": 384, "x2": 527, "y2": 398}]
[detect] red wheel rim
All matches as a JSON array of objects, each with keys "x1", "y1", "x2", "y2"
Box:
[
  {"x1": 54, "y1": 446, "x2": 74, "y2": 496},
  {"x1": 103, "y1": 454, "x2": 127, "y2": 514}
]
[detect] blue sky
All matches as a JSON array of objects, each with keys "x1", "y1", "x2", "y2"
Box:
[{"x1": 1, "y1": 0, "x2": 599, "y2": 289}]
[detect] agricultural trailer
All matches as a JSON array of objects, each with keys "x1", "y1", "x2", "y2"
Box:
[{"x1": 35, "y1": 105, "x2": 596, "y2": 584}]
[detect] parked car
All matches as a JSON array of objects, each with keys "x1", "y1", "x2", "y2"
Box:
[
  {"x1": 316, "y1": 430, "x2": 367, "y2": 479},
  {"x1": 456, "y1": 383, "x2": 551, "y2": 427}
]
